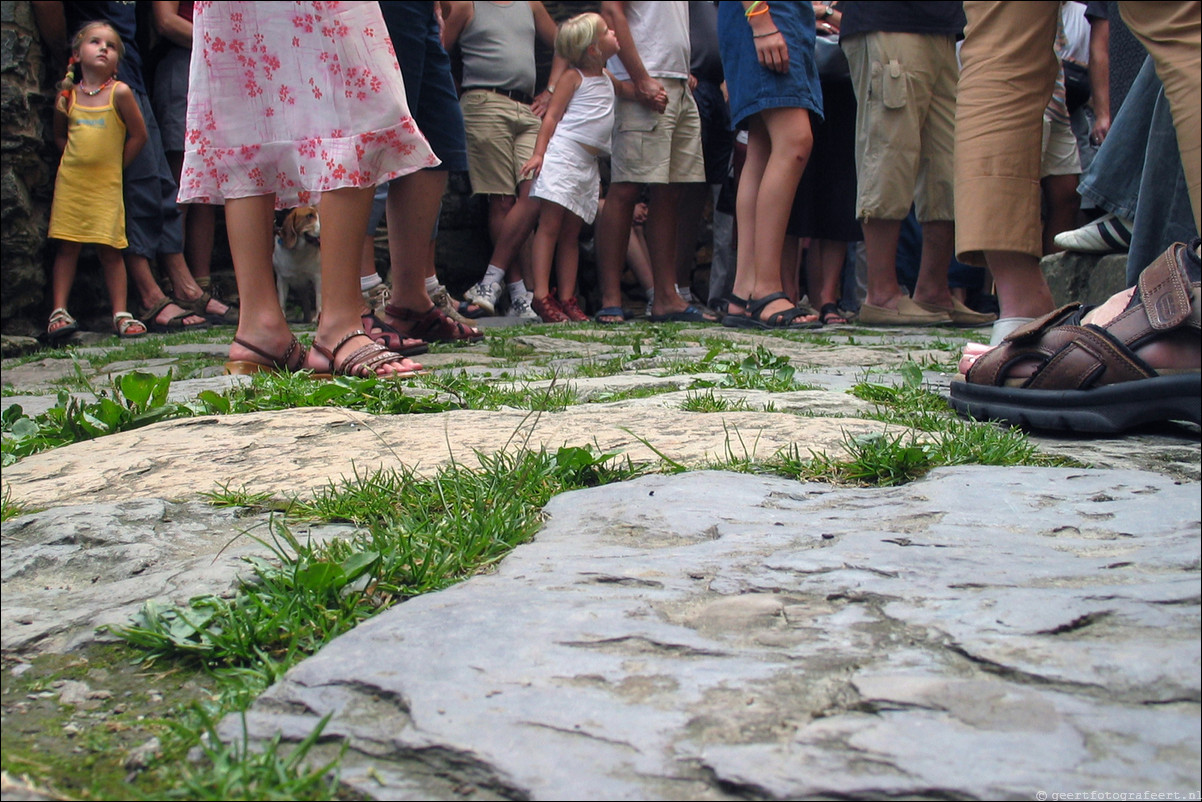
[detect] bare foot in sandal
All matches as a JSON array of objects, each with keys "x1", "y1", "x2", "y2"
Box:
[{"x1": 313, "y1": 328, "x2": 424, "y2": 378}]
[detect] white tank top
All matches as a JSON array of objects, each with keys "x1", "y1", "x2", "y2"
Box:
[
  {"x1": 558, "y1": 71, "x2": 615, "y2": 153},
  {"x1": 606, "y1": 1, "x2": 690, "y2": 81}
]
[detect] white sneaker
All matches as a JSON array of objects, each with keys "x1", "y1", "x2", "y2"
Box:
[
  {"x1": 1053, "y1": 212, "x2": 1133, "y2": 254},
  {"x1": 506, "y1": 292, "x2": 541, "y2": 322},
  {"x1": 464, "y1": 279, "x2": 504, "y2": 315}
]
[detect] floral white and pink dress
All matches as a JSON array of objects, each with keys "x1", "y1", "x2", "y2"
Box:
[{"x1": 178, "y1": 1, "x2": 438, "y2": 208}]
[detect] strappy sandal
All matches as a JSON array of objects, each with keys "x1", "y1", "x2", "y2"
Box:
[
  {"x1": 383, "y1": 303, "x2": 484, "y2": 344},
  {"x1": 224, "y1": 335, "x2": 322, "y2": 377},
  {"x1": 180, "y1": 291, "x2": 239, "y2": 325},
  {"x1": 312, "y1": 329, "x2": 423, "y2": 379},
  {"x1": 716, "y1": 293, "x2": 753, "y2": 328},
  {"x1": 728, "y1": 292, "x2": 822, "y2": 330},
  {"x1": 819, "y1": 303, "x2": 850, "y2": 326},
  {"x1": 949, "y1": 241, "x2": 1201, "y2": 433},
  {"x1": 47, "y1": 307, "x2": 78, "y2": 342},
  {"x1": 113, "y1": 312, "x2": 147, "y2": 339},
  {"x1": 141, "y1": 297, "x2": 209, "y2": 333},
  {"x1": 362, "y1": 311, "x2": 429, "y2": 357}
]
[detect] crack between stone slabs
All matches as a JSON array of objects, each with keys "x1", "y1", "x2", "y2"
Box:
[
  {"x1": 257, "y1": 690, "x2": 533, "y2": 800},
  {"x1": 689, "y1": 755, "x2": 978, "y2": 802},
  {"x1": 518, "y1": 720, "x2": 640, "y2": 751},
  {"x1": 942, "y1": 642, "x2": 1126, "y2": 701},
  {"x1": 575, "y1": 572, "x2": 666, "y2": 588},
  {"x1": 1033, "y1": 610, "x2": 1112, "y2": 636},
  {"x1": 557, "y1": 635, "x2": 731, "y2": 659}
]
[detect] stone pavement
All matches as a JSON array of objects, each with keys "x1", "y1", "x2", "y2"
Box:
[{"x1": 2, "y1": 319, "x2": 1199, "y2": 799}]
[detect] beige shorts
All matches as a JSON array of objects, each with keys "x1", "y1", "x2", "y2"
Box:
[
  {"x1": 1041, "y1": 116, "x2": 1082, "y2": 177},
  {"x1": 610, "y1": 78, "x2": 705, "y2": 185},
  {"x1": 844, "y1": 31, "x2": 958, "y2": 222},
  {"x1": 461, "y1": 89, "x2": 541, "y2": 196}
]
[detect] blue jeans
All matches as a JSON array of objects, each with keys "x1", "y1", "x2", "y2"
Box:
[{"x1": 1077, "y1": 57, "x2": 1197, "y2": 284}]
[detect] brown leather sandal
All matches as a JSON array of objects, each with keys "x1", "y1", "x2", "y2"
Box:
[
  {"x1": 361, "y1": 311, "x2": 429, "y2": 357},
  {"x1": 949, "y1": 241, "x2": 1201, "y2": 432},
  {"x1": 224, "y1": 335, "x2": 320, "y2": 377},
  {"x1": 312, "y1": 329, "x2": 423, "y2": 379},
  {"x1": 383, "y1": 303, "x2": 484, "y2": 344}
]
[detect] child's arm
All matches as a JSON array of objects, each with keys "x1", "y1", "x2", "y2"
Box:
[
  {"x1": 53, "y1": 105, "x2": 69, "y2": 153},
  {"x1": 112, "y1": 82, "x2": 148, "y2": 167},
  {"x1": 520, "y1": 69, "x2": 581, "y2": 178},
  {"x1": 605, "y1": 69, "x2": 637, "y2": 102}
]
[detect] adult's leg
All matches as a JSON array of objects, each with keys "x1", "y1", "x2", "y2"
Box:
[
  {"x1": 1128, "y1": 87, "x2": 1198, "y2": 282},
  {"x1": 750, "y1": 108, "x2": 811, "y2": 314},
  {"x1": 805, "y1": 239, "x2": 848, "y2": 318},
  {"x1": 125, "y1": 253, "x2": 206, "y2": 327},
  {"x1": 646, "y1": 182, "x2": 690, "y2": 317},
  {"x1": 912, "y1": 220, "x2": 956, "y2": 308},
  {"x1": 160, "y1": 251, "x2": 233, "y2": 319},
  {"x1": 594, "y1": 181, "x2": 641, "y2": 319},
  {"x1": 313, "y1": 186, "x2": 418, "y2": 375},
  {"x1": 384, "y1": 169, "x2": 445, "y2": 316},
  {"x1": 1042, "y1": 172, "x2": 1081, "y2": 254},
  {"x1": 225, "y1": 194, "x2": 299, "y2": 365},
  {"x1": 674, "y1": 181, "x2": 709, "y2": 293},
  {"x1": 488, "y1": 181, "x2": 540, "y2": 285},
  {"x1": 956, "y1": 1, "x2": 1060, "y2": 321},
  {"x1": 861, "y1": 218, "x2": 905, "y2": 309},
  {"x1": 1121, "y1": 1, "x2": 1200, "y2": 234}
]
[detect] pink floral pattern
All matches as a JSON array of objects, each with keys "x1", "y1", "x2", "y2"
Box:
[{"x1": 179, "y1": 1, "x2": 439, "y2": 208}]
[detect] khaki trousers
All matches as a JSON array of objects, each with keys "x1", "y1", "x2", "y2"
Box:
[{"x1": 955, "y1": 1, "x2": 1200, "y2": 266}]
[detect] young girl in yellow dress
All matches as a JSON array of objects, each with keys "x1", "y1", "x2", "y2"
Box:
[{"x1": 47, "y1": 20, "x2": 148, "y2": 341}]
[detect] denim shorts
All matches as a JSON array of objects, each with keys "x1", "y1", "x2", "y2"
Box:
[{"x1": 379, "y1": 3, "x2": 468, "y2": 173}]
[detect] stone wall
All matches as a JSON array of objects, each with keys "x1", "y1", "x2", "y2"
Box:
[{"x1": 1, "y1": 0, "x2": 55, "y2": 335}]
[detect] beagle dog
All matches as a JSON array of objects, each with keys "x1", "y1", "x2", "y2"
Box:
[{"x1": 272, "y1": 205, "x2": 322, "y2": 322}]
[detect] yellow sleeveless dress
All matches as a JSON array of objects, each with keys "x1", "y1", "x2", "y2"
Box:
[{"x1": 48, "y1": 88, "x2": 128, "y2": 248}]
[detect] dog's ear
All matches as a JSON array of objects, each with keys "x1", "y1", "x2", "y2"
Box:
[{"x1": 280, "y1": 210, "x2": 299, "y2": 249}]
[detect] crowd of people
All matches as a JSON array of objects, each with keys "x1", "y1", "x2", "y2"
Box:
[{"x1": 34, "y1": 1, "x2": 1199, "y2": 432}]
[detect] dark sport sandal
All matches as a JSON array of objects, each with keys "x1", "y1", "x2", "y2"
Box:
[
  {"x1": 180, "y1": 290, "x2": 239, "y2": 325},
  {"x1": 384, "y1": 303, "x2": 484, "y2": 344},
  {"x1": 141, "y1": 297, "x2": 209, "y2": 333},
  {"x1": 819, "y1": 303, "x2": 850, "y2": 326},
  {"x1": 728, "y1": 292, "x2": 822, "y2": 330},
  {"x1": 224, "y1": 335, "x2": 320, "y2": 377},
  {"x1": 312, "y1": 329, "x2": 423, "y2": 379},
  {"x1": 949, "y1": 241, "x2": 1201, "y2": 433}
]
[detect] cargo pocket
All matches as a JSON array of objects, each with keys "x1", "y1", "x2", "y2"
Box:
[
  {"x1": 881, "y1": 59, "x2": 907, "y2": 109},
  {"x1": 617, "y1": 99, "x2": 659, "y2": 133}
]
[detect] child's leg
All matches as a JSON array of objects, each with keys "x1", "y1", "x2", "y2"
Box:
[
  {"x1": 50, "y1": 240, "x2": 82, "y2": 312},
  {"x1": 554, "y1": 212, "x2": 585, "y2": 304},
  {"x1": 96, "y1": 244, "x2": 130, "y2": 316},
  {"x1": 531, "y1": 201, "x2": 566, "y2": 300}
]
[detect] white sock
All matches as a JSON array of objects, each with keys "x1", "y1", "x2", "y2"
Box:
[
  {"x1": 990, "y1": 317, "x2": 1036, "y2": 346},
  {"x1": 483, "y1": 264, "x2": 504, "y2": 285},
  {"x1": 507, "y1": 280, "x2": 529, "y2": 299},
  {"x1": 424, "y1": 276, "x2": 442, "y2": 295},
  {"x1": 360, "y1": 274, "x2": 382, "y2": 292},
  {"x1": 677, "y1": 284, "x2": 695, "y2": 302}
]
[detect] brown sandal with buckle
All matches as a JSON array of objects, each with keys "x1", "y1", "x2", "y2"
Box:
[
  {"x1": 383, "y1": 303, "x2": 484, "y2": 344},
  {"x1": 224, "y1": 335, "x2": 321, "y2": 377},
  {"x1": 312, "y1": 329, "x2": 423, "y2": 379},
  {"x1": 950, "y1": 241, "x2": 1201, "y2": 432}
]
